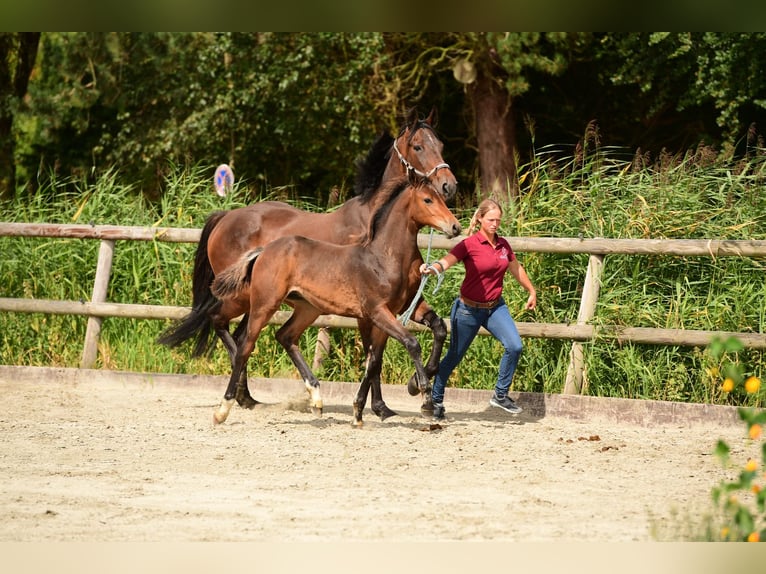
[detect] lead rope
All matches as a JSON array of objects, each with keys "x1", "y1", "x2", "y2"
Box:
[{"x1": 399, "y1": 229, "x2": 445, "y2": 326}]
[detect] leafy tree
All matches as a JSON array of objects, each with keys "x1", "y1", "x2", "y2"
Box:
[
  {"x1": 181, "y1": 32, "x2": 390, "y2": 201},
  {"x1": 598, "y1": 33, "x2": 766, "y2": 155},
  {"x1": 20, "y1": 32, "x2": 388, "y2": 201},
  {"x1": 14, "y1": 32, "x2": 766, "y2": 206},
  {"x1": 0, "y1": 32, "x2": 40, "y2": 200},
  {"x1": 381, "y1": 32, "x2": 590, "y2": 202}
]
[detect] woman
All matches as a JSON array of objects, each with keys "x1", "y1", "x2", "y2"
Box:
[{"x1": 420, "y1": 198, "x2": 537, "y2": 420}]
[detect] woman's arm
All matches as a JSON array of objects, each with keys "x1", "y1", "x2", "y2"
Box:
[
  {"x1": 508, "y1": 258, "x2": 537, "y2": 310},
  {"x1": 420, "y1": 253, "x2": 458, "y2": 275}
]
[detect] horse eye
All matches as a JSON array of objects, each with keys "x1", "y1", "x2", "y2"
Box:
[
  {"x1": 414, "y1": 145, "x2": 422, "y2": 152},
  {"x1": 424, "y1": 198, "x2": 433, "y2": 204}
]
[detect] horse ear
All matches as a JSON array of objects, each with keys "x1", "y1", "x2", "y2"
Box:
[
  {"x1": 406, "y1": 106, "x2": 419, "y2": 129},
  {"x1": 426, "y1": 106, "x2": 438, "y2": 127}
]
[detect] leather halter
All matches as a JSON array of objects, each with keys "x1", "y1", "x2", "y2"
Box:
[{"x1": 392, "y1": 130, "x2": 451, "y2": 180}]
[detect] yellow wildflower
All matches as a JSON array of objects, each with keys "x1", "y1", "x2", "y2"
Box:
[
  {"x1": 749, "y1": 424, "x2": 762, "y2": 440},
  {"x1": 748, "y1": 531, "x2": 760, "y2": 542},
  {"x1": 752, "y1": 484, "x2": 762, "y2": 495},
  {"x1": 720, "y1": 527, "x2": 730, "y2": 539},
  {"x1": 745, "y1": 376, "x2": 761, "y2": 394},
  {"x1": 746, "y1": 458, "x2": 758, "y2": 473},
  {"x1": 722, "y1": 378, "x2": 735, "y2": 393}
]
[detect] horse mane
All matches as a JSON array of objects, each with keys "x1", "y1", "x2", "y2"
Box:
[
  {"x1": 354, "y1": 131, "x2": 394, "y2": 201},
  {"x1": 361, "y1": 175, "x2": 428, "y2": 247}
]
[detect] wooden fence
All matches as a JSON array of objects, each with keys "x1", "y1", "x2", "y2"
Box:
[{"x1": 2, "y1": 221, "x2": 766, "y2": 394}]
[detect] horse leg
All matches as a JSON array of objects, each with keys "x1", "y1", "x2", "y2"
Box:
[
  {"x1": 274, "y1": 307, "x2": 324, "y2": 416},
  {"x1": 367, "y1": 338, "x2": 396, "y2": 422},
  {"x1": 213, "y1": 328, "x2": 258, "y2": 425},
  {"x1": 371, "y1": 308, "x2": 431, "y2": 405},
  {"x1": 212, "y1": 310, "x2": 258, "y2": 409},
  {"x1": 352, "y1": 321, "x2": 373, "y2": 425},
  {"x1": 405, "y1": 304, "x2": 444, "y2": 414},
  {"x1": 354, "y1": 321, "x2": 396, "y2": 425},
  {"x1": 231, "y1": 315, "x2": 258, "y2": 408},
  {"x1": 212, "y1": 302, "x2": 278, "y2": 424}
]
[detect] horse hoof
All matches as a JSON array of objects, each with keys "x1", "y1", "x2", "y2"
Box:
[
  {"x1": 374, "y1": 406, "x2": 397, "y2": 421},
  {"x1": 213, "y1": 399, "x2": 234, "y2": 424},
  {"x1": 406, "y1": 374, "x2": 420, "y2": 396},
  {"x1": 237, "y1": 396, "x2": 260, "y2": 410},
  {"x1": 351, "y1": 418, "x2": 364, "y2": 428},
  {"x1": 420, "y1": 401, "x2": 434, "y2": 416},
  {"x1": 311, "y1": 402, "x2": 323, "y2": 417}
]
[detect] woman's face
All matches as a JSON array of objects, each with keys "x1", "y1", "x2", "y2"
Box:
[{"x1": 479, "y1": 208, "x2": 502, "y2": 236}]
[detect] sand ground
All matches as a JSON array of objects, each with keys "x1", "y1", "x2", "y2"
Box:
[{"x1": 0, "y1": 366, "x2": 754, "y2": 542}]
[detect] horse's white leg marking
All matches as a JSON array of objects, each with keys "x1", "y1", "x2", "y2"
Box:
[
  {"x1": 304, "y1": 379, "x2": 323, "y2": 414},
  {"x1": 213, "y1": 398, "x2": 235, "y2": 425}
]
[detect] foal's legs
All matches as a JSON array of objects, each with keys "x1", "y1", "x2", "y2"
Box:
[
  {"x1": 353, "y1": 321, "x2": 396, "y2": 426},
  {"x1": 369, "y1": 306, "x2": 430, "y2": 403},
  {"x1": 213, "y1": 320, "x2": 262, "y2": 424},
  {"x1": 212, "y1": 303, "x2": 278, "y2": 424},
  {"x1": 230, "y1": 315, "x2": 258, "y2": 408},
  {"x1": 405, "y1": 303, "x2": 445, "y2": 414},
  {"x1": 273, "y1": 306, "x2": 324, "y2": 416},
  {"x1": 212, "y1": 305, "x2": 258, "y2": 409}
]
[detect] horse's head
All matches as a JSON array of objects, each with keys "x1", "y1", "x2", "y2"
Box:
[
  {"x1": 408, "y1": 176, "x2": 461, "y2": 239},
  {"x1": 392, "y1": 107, "x2": 458, "y2": 202}
]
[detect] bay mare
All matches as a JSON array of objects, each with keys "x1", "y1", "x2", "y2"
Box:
[
  {"x1": 159, "y1": 108, "x2": 458, "y2": 420},
  {"x1": 208, "y1": 176, "x2": 462, "y2": 425}
]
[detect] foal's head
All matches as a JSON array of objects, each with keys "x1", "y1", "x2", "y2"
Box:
[{"x1": 364, "y1": 177, "x2": 461, "y2": 246}]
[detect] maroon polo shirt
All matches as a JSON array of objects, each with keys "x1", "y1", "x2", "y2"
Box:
[{"x1": 449, "y1": 232, "x2": 515, "y2": 302}]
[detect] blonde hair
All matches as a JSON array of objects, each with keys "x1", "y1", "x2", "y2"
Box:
[{"x1": 468, "y1": 198, "x2": 503, "y2": 234}]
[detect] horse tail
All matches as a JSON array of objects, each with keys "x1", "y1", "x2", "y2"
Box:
[
  {"x1": 157, "y1": 211, "x2": 227, "y2": 357},
  {"x1": 211, "y1": 248, "x2": 263, "y2": 300}
]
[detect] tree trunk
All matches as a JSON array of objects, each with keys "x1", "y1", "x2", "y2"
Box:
[
  {"x1": 469, "y1": 68, "x2": 519, "y2": 203},
  {"x1": 0, "y1": 33, "x2": 40, "y2": 200}
]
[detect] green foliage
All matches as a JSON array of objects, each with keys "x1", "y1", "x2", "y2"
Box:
[
  {"x1": 2, "y1": 145, "x2": 766, "y2": 408},
  {"x1": 601, "y1": 32, "x2": 766, "y2": 145},
  {"x1": 10, "y1": 32, "x2": 766, "y2": 205},
  {"x1": 649, "y1": 338, "x2": 764, "y2": 542},
  {"x1": 18, "y1": 32, "x2": 386, "y2": 200},
  {"x1": 707, "y1": 343, "x2": 765, "y2": 542}
]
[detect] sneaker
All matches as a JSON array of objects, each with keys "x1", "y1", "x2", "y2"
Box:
[
  {"x1": 432, "y1": 402, "x2": 445, "y2": 421},
  {"x1": 489, "y1": 394, "x2": 522, "y2": 414}
]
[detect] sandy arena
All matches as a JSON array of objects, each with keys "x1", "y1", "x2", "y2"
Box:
[{"x1": 0, "y1": 365, "x2": 754, "y2": 542}]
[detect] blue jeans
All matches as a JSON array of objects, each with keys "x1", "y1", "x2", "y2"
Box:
[{"x1": 431, "y1": 297, "x2": 523, "y2": 405}]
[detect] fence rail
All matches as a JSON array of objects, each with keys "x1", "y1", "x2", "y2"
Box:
[{"x1": 2, "y1": 221, "x2": 766, "y2": 394}]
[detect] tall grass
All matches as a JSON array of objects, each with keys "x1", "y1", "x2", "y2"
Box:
[{"x1": 1, "y1": 148, "x2": 765, "y2": 407}]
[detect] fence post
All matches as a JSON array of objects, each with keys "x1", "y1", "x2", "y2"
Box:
[
  {"x1": 81, "y1": 239, "x2": 115, "y2": 368},
  {"x1": 563, "y1": 254, "x2": 604, "y2": 394}
]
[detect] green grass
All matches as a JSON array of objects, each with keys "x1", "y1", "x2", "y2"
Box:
[{"x1": 2, "y1": 148, "x2": 765, "y2": 407}]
